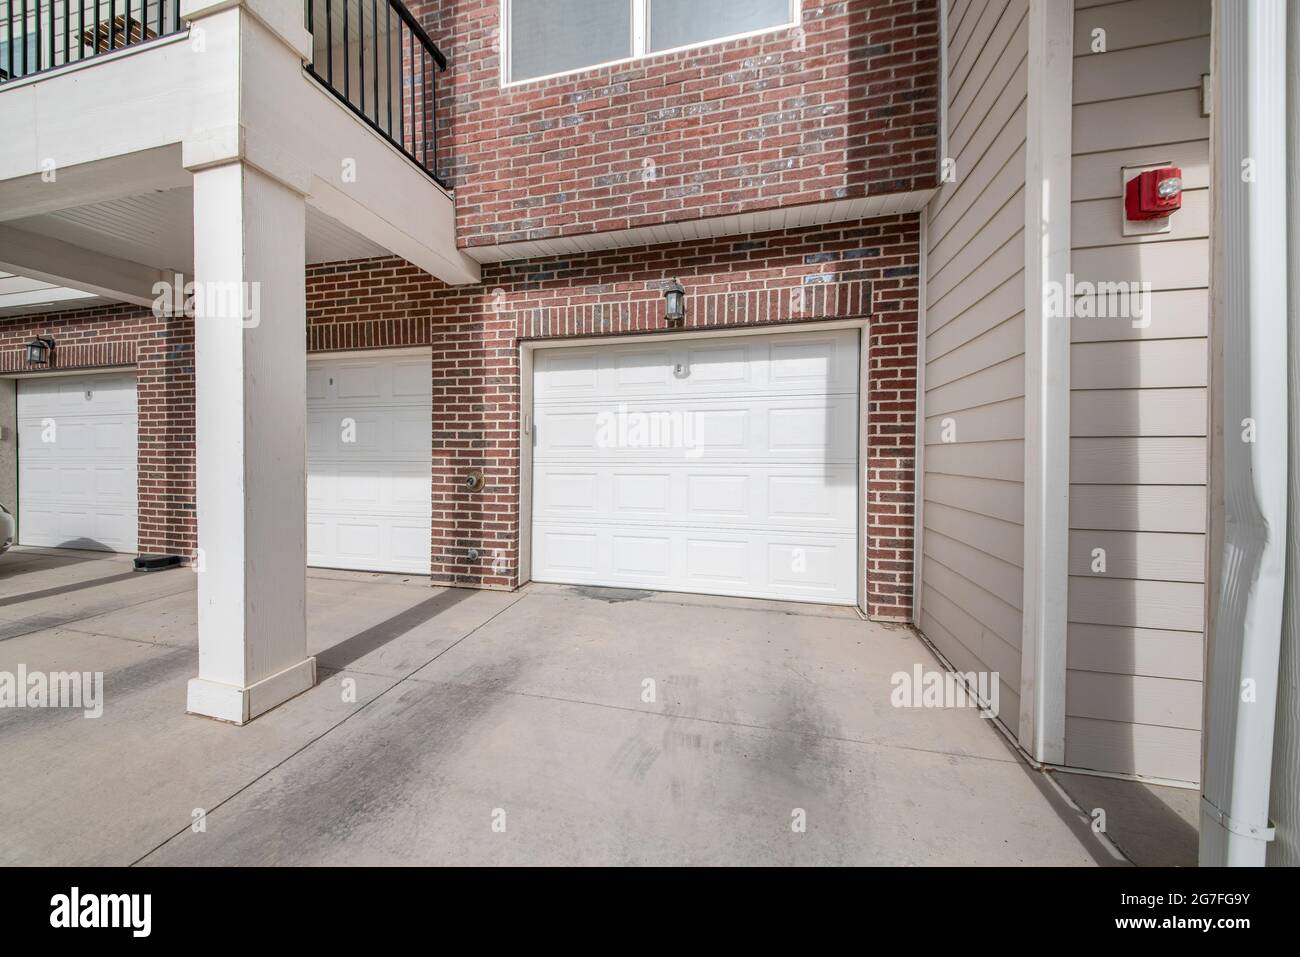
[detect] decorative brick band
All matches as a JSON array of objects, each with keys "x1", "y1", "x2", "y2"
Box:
[
  {"x1": 0, "y1": 339, "x2": 136, "y2": 372},
  {"x1": 306, "y1": 317, "x2": 431, "y2": 353},
  {"x1": 513, "y1": 281, "x2": 874, "y2": 339}
]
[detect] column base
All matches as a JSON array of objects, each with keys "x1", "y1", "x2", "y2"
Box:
[{"x1": 187, "y1": 657, "x2": 317, "y2": 725}]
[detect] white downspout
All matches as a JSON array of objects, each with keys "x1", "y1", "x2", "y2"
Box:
[
  {"x1": 1200, "y1": 0, "x2": 1290, "y2": 867},
  {"x1": 1268, "y1": 0, "x2": 1300, "y2": 867}
]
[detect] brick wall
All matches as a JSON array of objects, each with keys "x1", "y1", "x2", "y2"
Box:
[
  {"x1": 0, "y1": 303, "x2": 195, "y2": 557},
  {"x1": 309, "y1": 213, "x2": 921, "y2": 620},
  {"x1": 413, "y1": 0, "x2": 940, "y2": 252},
  {"x1": 5, "y1": 215, "x2": 920, "y2": 619}
]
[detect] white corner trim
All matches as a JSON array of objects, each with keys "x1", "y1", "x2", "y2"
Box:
[
  {"x1": 1019, "y1": 0, "x2": 1072, "y2": 766},
  {"x1": 913, "y1": 207, "x2": 928, "y2": 626}
]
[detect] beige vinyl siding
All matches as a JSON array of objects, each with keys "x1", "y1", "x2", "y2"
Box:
[
  {"x1": 920, "y1": 0, "x2": 1029, "y2": 732},
  {"x1": 1065, "y1": 0, "x2": 1210, "y2": 784}
]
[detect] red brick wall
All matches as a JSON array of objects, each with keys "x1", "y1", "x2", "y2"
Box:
[
  {"x1": 308, "y1": 213, "x2": 920, "y2": 620},
  {"x1": 413, "y1": 0, "x2": 940, "y2": 253},
  {"x1": 0, "y1": 304, "x2": 196, "y2": 557},
  {"x1": 5, "y1": 214, "x2": 920, "y2": 619}
]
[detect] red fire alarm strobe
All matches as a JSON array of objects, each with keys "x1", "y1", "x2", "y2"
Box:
[{"x1": 1125, "y1": 166, "x2": 1183, "y2": 221}]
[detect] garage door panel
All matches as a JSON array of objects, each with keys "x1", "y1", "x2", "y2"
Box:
[
  {"x1": 614, "y1": 350, "x2": 675, "y2": 388},
  {"x1": 612, "y1": 534, "x2": 672, "y2": 578},
  {"x1": 308, "y1": 408, "x2": 430, "y2": 456},
  {"x1": 535, "y1": 395, "x2": 857, "y2": 462},
  {"x1": 534, "y1": 522, "x2": 857, "y2": 601},
  {"x1": 308, "y1": 518, "x2": 432, "y2": 574},
  {"x1": 308, "y1": 467, "x2": 433, "y2": 515},
  {"x1": 686, "y1": 474, "x2": 748, "y2": 517},
  {"x1": 685, "y1": 537, "x2": 749, "y2": 585},
  {"x1": 306, "y1": 365, "x2": 330, "y2": 399},
  {"x1": 681, "y1": 344, "x2": 751, "y2": 385},
  {"x1": 532, "y1": 329, "x2": 860, "y2": 605},
  {"x1": 391, "y1": 360, "x2": 432, "y2": 397},
  {"x1": 535, "y1": 465, "x2": 856, "y2": 530},
  {"x1": 538, "y1": 530, "x2": 598, "y2": 573},
  {"x1": 335, "y1": 364, "x2": 383, "y2": 399},
  {"x1": 613, "y1": 473, "x2": 671, "y2": 514},
  {"x1": 18, "y1": 373, "x2": 137, "y2": 413},
  {"x1": 307, "y1": 352, "x2": 432, "y2": 575},
  {"x1": 535, "y1": 328, "x2": 860, "y2": 403},
  {"x1": 18, "y1": 373, "x2": 138, "y2": 553}
]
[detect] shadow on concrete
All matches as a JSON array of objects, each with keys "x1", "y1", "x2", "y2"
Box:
[
  {"x1": 0, "y1": 569, "x2": 162, "y2": 609},
  {"x1": 316, "y1": 586, "x2": 476, "y2": 671},
  {"x1": 1051, "y1": 769, "x2": 1200, "y2": 866},
  {"x1": 0, "y1": 548, "x2": 113, "y2": 578},
  {"x1": 986, "y1": 726, "x2": 1131, "y2": 866}
]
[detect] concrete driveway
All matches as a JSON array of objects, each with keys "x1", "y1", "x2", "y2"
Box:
[{"x1": 0, "y1": 547, "x2": 1123, "y2": 866}]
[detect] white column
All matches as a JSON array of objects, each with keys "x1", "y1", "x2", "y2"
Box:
[{"x1": 186, "y1": 160, "x2": 314, "y2": 724}]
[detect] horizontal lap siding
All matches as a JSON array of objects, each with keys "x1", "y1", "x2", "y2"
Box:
[
  {"x1": 1065, "y1": 0, "x2": 1210, "y2": 784},
  {"x1": 918, "y1": 0, "x2": 1028, "y2": 733}
]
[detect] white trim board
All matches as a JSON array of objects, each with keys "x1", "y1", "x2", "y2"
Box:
[
  {"x1": 464, "y1": 191, "x2": 937, "y2": 265},
  {"x1": 1019, "y1": 0, "x2": 1072, "y2": 766}
]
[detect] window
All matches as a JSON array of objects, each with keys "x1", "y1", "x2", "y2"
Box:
[
  {"x1": 647, "y1": 0, "x2": 793, "y2": 54},
  {"x1": 505, "y1": 0, "x2": 798, "y2": 85},
  {"x1": 0, "y1": 33, "x2": 39, "y2": 80}
]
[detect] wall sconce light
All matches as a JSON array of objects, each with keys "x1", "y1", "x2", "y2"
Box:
[
  {"x1": 663, "y1": 279, "x2": 686, "y2": 325},
  {"x1": 25, "y1": 336, "x2": 55, "y2": 367}
]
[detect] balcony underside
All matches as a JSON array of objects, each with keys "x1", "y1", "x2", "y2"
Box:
[
  {"x1": 0, "y1": 151, "x2": 393, "y2": 315},
  {"x1": 0, "y1": 11, "x2": 478, "y2": 296}
]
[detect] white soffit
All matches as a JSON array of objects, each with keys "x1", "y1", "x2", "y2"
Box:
[
  {"x1": 0, "y1": 271, "x2": 105, "y2": 316},
  {"x1": 463, "y1": 189, "x2": 937, "y2": 264},
  {"x1": 0, "y1": 189, "x2": 390, "y2": 313}
]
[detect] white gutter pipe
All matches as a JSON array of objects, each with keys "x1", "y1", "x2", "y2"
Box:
[
  {"x1": 1199, "y1": 0, "x2": 1290, "y2": 867},
  {"x1": 1268, "y1": 0, "x2": 1300, "y2": 867}
]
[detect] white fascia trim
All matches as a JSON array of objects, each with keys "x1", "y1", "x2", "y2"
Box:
[
  {"x1": 1019, "y1": 0, "x2": 1072, "y2": 766},
  {"x1": 463, "y1": 190, "x2": 937, "y2": 265},
  {"x1": 936, "y1": 0, "x2": 949, "y2": 184},
  {"x1": 913, "y1": 207, "x2": 928, "y2": 626}
]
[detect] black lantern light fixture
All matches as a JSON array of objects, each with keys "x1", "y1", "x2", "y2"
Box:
[
  {"x1": 25, "y1": 336, "x2": 55, "y2": 367},
  {"x1": 663, "y1": 279, "x2": 686, "y2": 325}
]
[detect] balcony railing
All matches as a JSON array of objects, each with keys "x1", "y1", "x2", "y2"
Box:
[
  {"x1": 305, "y1": 0, "x2": 447, "y2": 186},
  {"x1": 0, "y1": 1, "x2": 183, "y2": 83},
  {"x1": 0, "y1": 2, "x2": 446, "y2": 185}
]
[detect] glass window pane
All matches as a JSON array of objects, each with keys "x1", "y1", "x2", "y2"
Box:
[
  {"x1": 510, "y1": 0, "x2": 633, "y2": 82},
  {"x1": 649, "y1": 0, "x2": 791, "y2": 53}
]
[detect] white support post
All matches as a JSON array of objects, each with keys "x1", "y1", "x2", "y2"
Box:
[
  {"x1": 1019, "y1": 0, "x2": 1073, "y2": 765},
  {"x1": 185, "y1": 160, "x2": 315, "y2": 724}
]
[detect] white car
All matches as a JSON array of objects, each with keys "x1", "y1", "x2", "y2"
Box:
[{"x1": 0, "y1": 504, "x2": 13, "y2": 554}]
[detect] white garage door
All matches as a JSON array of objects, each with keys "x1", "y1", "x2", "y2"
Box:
[
  {"x1": 306, "y1": 352, "x2": 432, "y2": 575},
  {"x1": 17, "y1": 372, "x2": 139, "y2": 553},
  {"x1": 531, "y1": 328, "x2": 860, "y2": 604}
]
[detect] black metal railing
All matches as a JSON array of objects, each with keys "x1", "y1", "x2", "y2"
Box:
[
  {"x1": 0, "y1": 1, "x2": 183, "y2": 83},
  {"x1": 305, "y1": 0, "x2": 447, "y2": 186}
]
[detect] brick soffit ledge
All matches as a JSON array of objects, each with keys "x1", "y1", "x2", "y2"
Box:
[
  {"x1": 510, "y1": 280, "x2": 876, "y2": 339},
  {"x1": 0, "y1": 340, "x2": 136, "y2": 372}
]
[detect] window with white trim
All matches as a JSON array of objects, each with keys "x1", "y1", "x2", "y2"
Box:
[{"x1": 504, "y1": 0, "x2": 799, "y2": 85}]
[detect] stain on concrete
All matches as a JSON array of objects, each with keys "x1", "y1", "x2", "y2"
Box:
[{"x1": 566, "y1": 586, "x2": 655, "y2": 603}]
